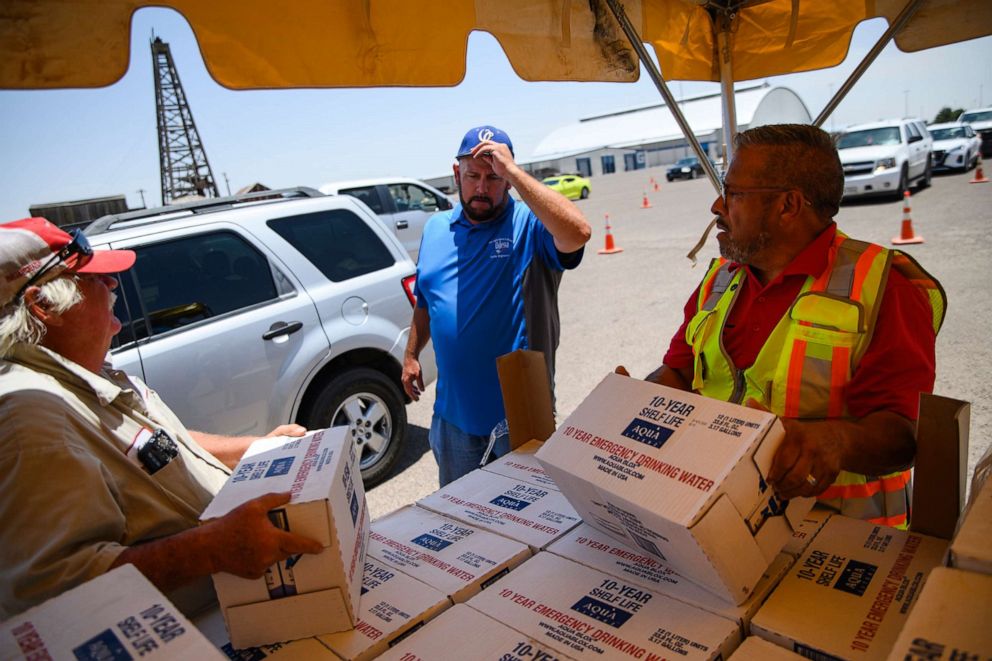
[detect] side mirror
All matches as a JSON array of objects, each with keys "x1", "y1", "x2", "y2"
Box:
[{"x1": 908, "y1": 134, "x2": 922, "y2": 144}]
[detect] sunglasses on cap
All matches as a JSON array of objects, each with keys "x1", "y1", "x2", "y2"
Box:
[{"x1": 13, "y1": 229, "x2": 94, "y2": 302}]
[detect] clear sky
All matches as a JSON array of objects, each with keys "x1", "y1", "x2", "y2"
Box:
[{"x1": 1, "y1": 7, "x2": 990, "y2": 219}]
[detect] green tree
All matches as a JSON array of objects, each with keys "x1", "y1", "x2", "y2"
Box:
[{"x1": 934, "y1": 107, "x2": 965, "y2": 123}]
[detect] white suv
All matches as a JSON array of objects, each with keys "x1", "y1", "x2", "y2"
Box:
[
  {"x1": 319, "y1": 177, "x2": 453, "y2": 262},
  {"x1": 837, "y1": 118, "x2": 933, "y2": 200},
  {"x1": 86, "y1": 187, "x2": 436, "y2": 487}
]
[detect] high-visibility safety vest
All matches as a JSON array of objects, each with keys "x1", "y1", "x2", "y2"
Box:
[{"x1": 686, "y1": 231, "x2": 945, "y2": 529}]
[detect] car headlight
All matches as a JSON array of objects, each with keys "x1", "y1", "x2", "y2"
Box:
[
  {"x1": 874, "y1": 157, "x2": 897, "y2": 172},
  {"x1": 681, "y1": 167, "x2": 690, "y2": 173}
]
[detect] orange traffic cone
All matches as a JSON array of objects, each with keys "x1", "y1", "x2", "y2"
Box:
[
  {"x1": 598, "y1": 214, "x2": 624, "y2": 255},
  {"x1": 892, "y1": 190, "x2": 923, "y2": 245},
  {"x1": 640, "y1": 192, "x2": 652, "y2": 209},
  {"x1": 970, "y1": 154, "x2": 989, "y2": 184},
  {"x1": 653, "y1": 179, "x2": 660, "y2": 192}
]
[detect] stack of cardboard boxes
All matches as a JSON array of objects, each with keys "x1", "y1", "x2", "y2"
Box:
[{"x1": 6, "y1": 353, "x2": 990, "y2": 660}]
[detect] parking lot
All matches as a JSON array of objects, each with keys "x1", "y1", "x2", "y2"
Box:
[{"x1": 367, "y1": 165, "x2": 992, "y2": 518}]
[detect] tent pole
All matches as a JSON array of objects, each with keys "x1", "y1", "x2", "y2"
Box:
[
  {"x1": 814, "y1": 0, "x2": 925, "y2": 128},
  {"x1": 603, "y1": 0, "x2": 722, "y2": 191},
  {"x1": 717, "y1": 21, "x2": 737, "y2": 166}
]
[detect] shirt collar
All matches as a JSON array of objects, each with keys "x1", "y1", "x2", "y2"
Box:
[
  {"x1": 9, "y1": 343, "x2": 127, "y2": 408},
  {"x1": 737, "y1": 221, "x2": 837, "y2": 286}
]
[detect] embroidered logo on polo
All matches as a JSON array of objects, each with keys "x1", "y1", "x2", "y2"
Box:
[{"x1": 489, "y1": 237, "x2": 511, "y2": 259}]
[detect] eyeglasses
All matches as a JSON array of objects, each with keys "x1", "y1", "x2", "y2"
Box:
[
  {"x1": 720, "y1": 178, "x2": 812, "y2": 208},
  {"x1": 13, "y1": 229, "x2": 94, "y2": 302}
]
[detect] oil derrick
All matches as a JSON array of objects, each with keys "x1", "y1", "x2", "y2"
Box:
[{"x1": 152, "y1": 37, "x2": 220, "y2": 205}]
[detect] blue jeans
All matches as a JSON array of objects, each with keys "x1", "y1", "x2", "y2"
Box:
[{"x1": 429, "y1": 415, "x2": 510, "y2": 487}]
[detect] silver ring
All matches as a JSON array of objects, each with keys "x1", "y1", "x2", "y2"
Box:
[{"x1": 805, "y1": 474, "x2": 818, "y2": 487}]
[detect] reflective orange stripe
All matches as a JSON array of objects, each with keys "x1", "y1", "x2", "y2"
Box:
[
  {"x1": 850, "y1": 243, "x2": 882, "y2": 303},
  {"x1": 868, "y1": 512, "x2": 908, "y2": 528},
  {"x1": 784, "y1": 339, "x2": 806, "y2": 417},
  {"x1": 818, "y1": 471, "x2": 910, "y2": 500},
  {"x1": 828, "y1": 345, "x2": 848, "y2": 418}
]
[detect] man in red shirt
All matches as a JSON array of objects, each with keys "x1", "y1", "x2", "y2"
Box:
[{"x1": 646, "y1": 124, "x2": 943, "y2": 527}]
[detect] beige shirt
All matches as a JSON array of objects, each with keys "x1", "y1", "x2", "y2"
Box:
[{"x1": 0, "y1": 344, "x2": 231, "y2": 619}]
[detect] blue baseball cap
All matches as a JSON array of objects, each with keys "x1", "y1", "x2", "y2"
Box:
[{"x1": 456, "y1": 125, "x2": 514, "y2": 159}]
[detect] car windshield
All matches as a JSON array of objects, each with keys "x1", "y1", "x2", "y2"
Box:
[
  {"x1": 930, "y1": 127, "x2": 967, "y2": 141},
  {"x1": 961, "y1": 110, "x2": 992, "y2": 123},
  {"x1": 675, "y1": 158, "x2": 697, "y2": 166},
  {"x1": 543, "y1": 178, "x2": 560, "y2": 185},
  {"x1": 837, "y1": 127, "x2": 902, "y2": 148}
]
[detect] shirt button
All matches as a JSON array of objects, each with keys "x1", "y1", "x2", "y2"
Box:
[
  {"x1": 757, "y1": 296, "x2": 766, "y2": 303},
  {"x1": 752, "y1": 325, "x2": 760, "y2": 332}
]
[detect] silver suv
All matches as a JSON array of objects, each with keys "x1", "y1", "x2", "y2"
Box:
[
  {"x1": 837, "y1": 118, "x2": 933, "y2": 200},
  {"x1": 86, "y1": 187, "x2": 436, "y2": 487}
]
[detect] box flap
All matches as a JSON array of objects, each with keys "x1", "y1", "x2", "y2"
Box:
[
  {"x1": 496, "y1": 350, "x2": 555, "y2": 449},
  {"x1": 225, "y1": 588, "x2": 350, "y2": 649},
  {"x1": 912, "y1": 393, "x2": 970, "y2": 539}
]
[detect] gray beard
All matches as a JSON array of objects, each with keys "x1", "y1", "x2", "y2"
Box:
[{"x1": 720, "y1": 230, "x2": 772, "y2": 264}]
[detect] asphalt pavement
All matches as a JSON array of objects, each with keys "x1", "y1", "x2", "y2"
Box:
[{"x1": 366, "y1": 165, "x2": 992, "y2": 519}]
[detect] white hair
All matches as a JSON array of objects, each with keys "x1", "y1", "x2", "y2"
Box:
[{"x1": 0, "y1": 276, "x2": 83, "y2": 358}]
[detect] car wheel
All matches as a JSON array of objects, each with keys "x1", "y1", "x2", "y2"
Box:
[
  {"x1": 666, "y1": 175, "x2": 673, "y2": 182},
  {"x1": 688, "y1": 170, "x2": 697, "y2": 180},
  {"x1": 895, "y1": 164, "x2": 909, "y2": 199},
  {"x1": 918, "y1": 156, "x2": 932, "y2": 190},
  {"x1": 301, "y1": 367, "x2": 406, "y2": 488},
  {"x1": 580, "y1": 187, "x2": 589, "y2": 199}
]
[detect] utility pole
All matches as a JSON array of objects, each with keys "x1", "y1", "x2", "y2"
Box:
[
  {"x1": 222, "y1": 172, "x2": 232, "y2": 196},
  {"x1": 136, "y1": 189, "x2": 147, "y2": 209},
  {"x1": 152, "y1": 37, "x2": 220, "y2": 205}
]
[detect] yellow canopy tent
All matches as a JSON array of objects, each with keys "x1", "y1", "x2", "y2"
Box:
[
  {"x1": 2, "y1": 0, "x2": 988, "y2": 90},
  {"x1": 2, "y1": 0, "x2": 990, "y2": 183}
]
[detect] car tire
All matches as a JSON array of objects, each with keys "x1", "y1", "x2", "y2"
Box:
[
  {"x1": 301, "y1": 367, "x2": 406, "y2": 488},
  {"x1": 580, "y1": 187, "x2": 589, "y2": 199},
  {"x1": 688, "y1": 170, "x2": 697, "y2": 180},
  {"x1": 918, "y1": 156, "x2": 932, "y2": 190},
  {"x1": 666, "y1": 175, "x2": 674, "y2": 182},
  {"x1": 895, "y1": 165, "x2": 909, "y2": 200}
]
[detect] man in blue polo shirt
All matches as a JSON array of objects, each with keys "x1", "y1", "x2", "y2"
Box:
[{"x1": 402, "y1": 125, "x2": 591, "y2": 486}]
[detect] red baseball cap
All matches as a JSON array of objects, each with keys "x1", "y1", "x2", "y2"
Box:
[{"x1": 1, "y1": 217, "x2": 136, "y2": 306}]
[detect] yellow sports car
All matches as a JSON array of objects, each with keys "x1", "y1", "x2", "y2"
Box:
[{"x1": 542, "y1": 173, "x2": 591, "y2": 200}]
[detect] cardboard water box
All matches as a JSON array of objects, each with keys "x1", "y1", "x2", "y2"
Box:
[
  {"x1": 483, "y1": 439, "x2": 560, "y2": 490},
  {"x1": 536, "y1": 373, "x2": 812, "y2": 604},
  {"x1": 467, "y1": 552, "x2": 742, "y2": 660},
  {"x1": 885, "y1": 567, "x2": 992, "y2": 661},
  {"x1": 377, "y1": 603, "x2": 578, "y2": 661},
  {"x1": 729, "y1": 636, "x2": 805, "y2": 660},
  {"x1": 199, "y1": 428, "x2": 370, "y2": 648},
  {"x1": 193, "y1": 607, "x2": 336, "y2": 659},
  {"x1": 0, "y1": 564, "x2": 222, "y2": 660},
  {"x1": 751, "y1": 515, "x2": 948, "y2": 661},
  {"x1": 547, "y1": 522, "x2": 793, "y2": 632},
  {"x1": 368, "y1": 505, "x2": 531, "y2": 602},
  {"x1": 946, "y1": 472, "x2": 992, "y2": 575},
  {"x1": 317, "y1": 555, "x2": 450, "y2": 661},
  {"x1": 781, "y1": 505, "x2": 834, "y2": 558},
  {"x1": 417, "y1": 468, "x2": 581, "y2": 551}
]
